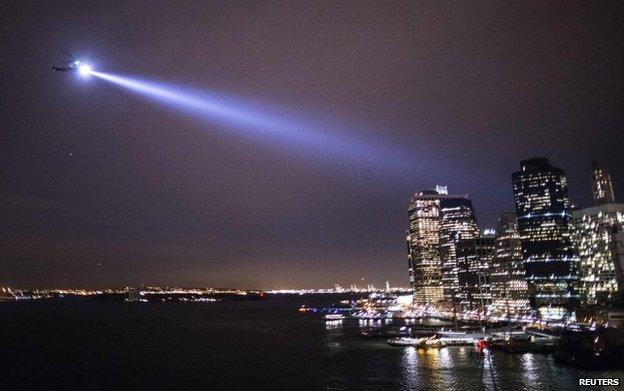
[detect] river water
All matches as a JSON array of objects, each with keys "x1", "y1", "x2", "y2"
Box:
[{"x1": 0, "y1": 294, "x2": 621, "y2": 390}]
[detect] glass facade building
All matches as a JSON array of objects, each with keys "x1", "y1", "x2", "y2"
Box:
[
  {"x1": 591, "y1": 161, "x2": 615, "y2": 205},
  {"x1": 573, "y1": 164, "x2": 623, "y2": 306},
  {"x1": 573, "y1": 204, "x2": 624, "y2": 305},
  {"x1": 407, "y1": 186, "x2": 478, "y2": 306},
  {"x1": 439, "y1": 198, "x2": 479, "y2": 304},
  {"x1": 490, "y1": 212, "x2": 530, "y2": 316},
  {"x1": 511, "y1": 158, "x2": 580, "y2": 316},
  {"x1": 456, "y1": 235, "x2": 495, "y2": 311}
]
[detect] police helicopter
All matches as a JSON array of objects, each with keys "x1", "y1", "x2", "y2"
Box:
[{"x1": 52, "y1": 52, "x2": 91, "y2": 75}]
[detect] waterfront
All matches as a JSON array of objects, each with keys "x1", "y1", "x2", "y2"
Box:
[{"x1": 1, "y1": 294, "x2": 621, "y2": 390}]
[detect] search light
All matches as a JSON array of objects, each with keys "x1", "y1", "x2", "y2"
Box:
[{"x1": 78, "y1": 64, "x2": 92, "y2": 76}]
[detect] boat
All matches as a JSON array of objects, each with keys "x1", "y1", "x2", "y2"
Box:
[
  {"x1": 435, "y1": 330, "x2": 489, "y2": 346},
  {"x1": 498, "y1": 334, "x2": 531, "y2": 353},
  {"x1": 475, "y1": 339, "x2": 489, "y2": 350},
  {"x1": 530, "y1": 336, "x2": 556, "y2": 353},
  {"x1": 419, "y1": 336, "x2": 447, "y2": 348},
  {"x1": 387, "y1": 336, "x2": 427, "y2": 346},
  {"x1": 424, "y1": 339, "x2": 446, "y2": 348},
  {"x1": 358, "y1": 328, "x2": 399, "y2": 338}
]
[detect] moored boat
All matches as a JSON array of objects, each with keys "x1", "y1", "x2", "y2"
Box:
[
  {"x1": 387, "y1": 336, "x2": 427, "y2": 346},
  {"x1": 435, "y1": 330, "x2": 488, "y2": 346}
]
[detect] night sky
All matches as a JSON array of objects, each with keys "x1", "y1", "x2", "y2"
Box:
[{"x1": 2, "y1": 1, "x2": 623, "y2": 289}]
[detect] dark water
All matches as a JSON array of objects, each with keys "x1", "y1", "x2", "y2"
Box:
[{"x1": 1, "y1": 294, "x2": 622, "y2": 390}]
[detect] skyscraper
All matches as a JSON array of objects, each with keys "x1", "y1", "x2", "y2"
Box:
[
  {"x1": 591, "y1": 161, "x2": 615, "y2": 205},
  {"x1": 490, "y1": 212, "x2": 530, "y2": 317},
  {"x1": 512, "y1": 158, "x2": 580, "y2": 317},
  {"x1": 574, "y1": 204, "x2": 624, "y2": 305},
  {"x1": 573, "y1": 162, "x2": 623, "y2": 306},
  {"x1": 439, "y1": 198, "x2": 479, "y2": 304},
  {"x1": 456, "y1": 234, "x2": 495, "y2": 311},
  {"x1": 407, "y1": 186, "x2": 478, "y2": 306},
  {"x1": 611, "y1": 224, "x2": 624, "y2": 304}
]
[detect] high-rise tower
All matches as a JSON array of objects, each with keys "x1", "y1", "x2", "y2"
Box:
[
  {"x1": 591, "y1": 161, "x2": 615, "y2": 205},
  {"x1": 456, "y1": 234, "x2": 495, "y2": 311},
  {"x1": 511, "y1": 158, "x2": 580, "y2": 317},
  {"x1": 407, "y1": 186, "x2": 478, "y2": 306},
  {"x1": 490, "y1": 212, "x2": 530, "y2": 316},
  {"x1": 574, "y1": 204, "x2": 624, "y2": 305},
  {"x1": 573, "y1": 161, "x2": 623, "y2": 305},
  {"x1": 439, "y1": 197, "x2": 479, "y2": 303}
]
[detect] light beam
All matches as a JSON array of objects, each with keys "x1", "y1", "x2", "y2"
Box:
[{"x1": 90, "y1": 71, "x2": 417, "y2": 173}]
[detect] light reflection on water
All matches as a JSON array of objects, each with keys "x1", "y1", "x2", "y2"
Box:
[
  {"x1": 521, "y1": 352, "x2": 540, "y2": 390},
  {"x1": 480, "y1": 349, "x2": 499, "y2": 391},
  {"x1": 399, "y1": 346, "x2": 464, "y2": 390},
  {"x1": 434, "y1": 347, "x2": 457, "y2": 390},
  {"x1": 401, "y1": 346, "x2": 419, "y2": 388}
]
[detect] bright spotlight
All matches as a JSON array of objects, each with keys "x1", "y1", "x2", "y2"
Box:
[{"x1": 78, "y1": 64, "x2": 92, "y2": 76}]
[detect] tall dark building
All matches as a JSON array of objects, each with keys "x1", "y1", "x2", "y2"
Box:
[
  {"x1": 456, "y1": 234, "x2": 496, "y2": 311},
  {"x1": 439, "y1": 198, "x2": 479, "y2": 304},
  {"x1": 512, "y1": 158, "x2": 580, "y2": 317},
  {"x1": 407, "y1": 186, "x2": 478, "y2": 306},
  {"x1": 591, "y1": 161, "x2": 615, "y2": 205}
]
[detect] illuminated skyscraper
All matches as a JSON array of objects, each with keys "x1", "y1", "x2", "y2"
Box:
[
  {"x1": 611, "y1": 224, "x2": 624, "y2": 303},
  {"x1": 407, "y1": 186, "x2": 478, "y2": 306},
  {"x1": 573, "y1": 163, "x2": 623, "y2": 306},
  {"x1": 592, "y1": 161, "x2": 615, "y2": 205},
  {"x1": 439, "y1": 197, "x2": 479, "y2": 304},
  {"x1": 407, "y1": 189, "x2": 444, "y2": 304},
  {"x1": 512, "y1": 158, "x2": 580, "y2": 317},
  {"x1": 456, "y1": 233, "x2": 495, "y2": 311},
  {"x1": 574, "y1": 204, "x2": 624, "y2": 305},
  {"x1": 490, "y1": 212, "x2": 530, "y2": 316}
]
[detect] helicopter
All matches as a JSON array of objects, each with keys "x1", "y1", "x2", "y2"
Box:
[{"x1": 52, "y1": 51, "x2": 91, "y2": 74}]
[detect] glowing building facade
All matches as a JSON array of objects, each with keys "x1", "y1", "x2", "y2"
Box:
[
  {"x1": 490, "y1": 212, "x2": 530, "y2": 316},
  {"x1": 407, "y1": 189, "x2": 444, "y2": 304},
  {"x1": 439, "y1": 199, "x2": 479, "y2": 304},
  {"x1": 574, "y1": 204, "x2": 624, "y2": 305},
  {"x1": 407, "y1": 186, "x2": 478, "y2": 306},
  {"x1": 456, "y1": 234, "x2": 495, "y2": 311},
  {"x1": 573, "y1": 163, "x2": 623, "y2": 306},
  {"x1": 591, "y1": 161, "x2": 615, "y2": 205},
  {"x1": 612, "y1": 224, "x2": 624, "y2": 302},
  {"x1": 512, "y1": 158, "x2": 580, "y2": 316}
]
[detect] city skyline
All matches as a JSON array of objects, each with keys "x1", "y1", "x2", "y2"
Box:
[{"x1": 2, "y1": 2, "x2": 624, "y2": 289}]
